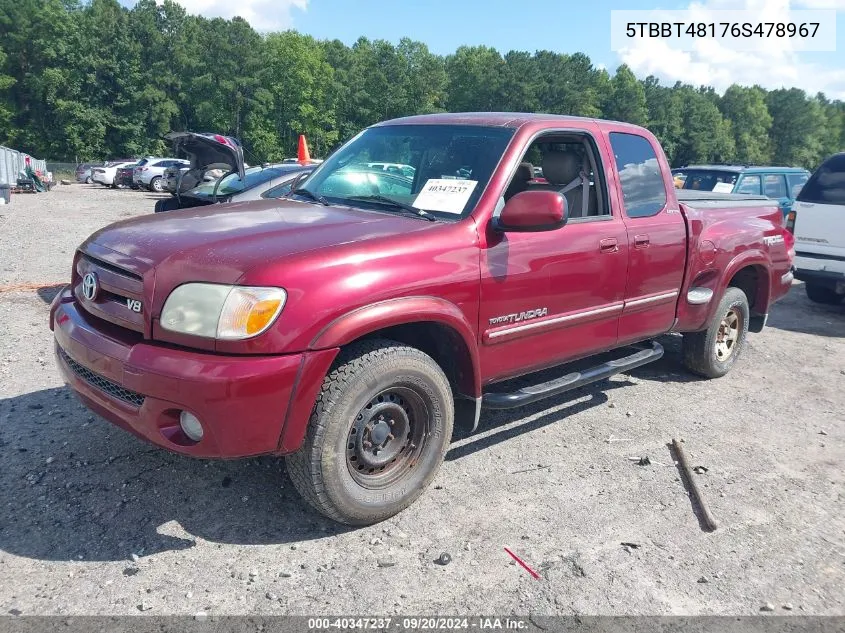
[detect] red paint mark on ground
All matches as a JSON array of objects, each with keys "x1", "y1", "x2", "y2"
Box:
[{"x1": 504, "y1": 547, "x2": 540, "y2": 579}]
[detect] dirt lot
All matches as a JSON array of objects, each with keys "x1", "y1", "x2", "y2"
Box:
[{"x1": 0, "y1": 184, "x2": 843, "y2": 617}]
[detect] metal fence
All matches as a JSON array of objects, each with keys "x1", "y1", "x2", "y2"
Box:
[{"x1": 0, "y1": 145, "x2": 48, "y2": 186}]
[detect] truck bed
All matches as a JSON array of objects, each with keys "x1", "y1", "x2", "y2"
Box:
[{"x1": 676, "y1": 189, "x2": 774, "y2": 208}]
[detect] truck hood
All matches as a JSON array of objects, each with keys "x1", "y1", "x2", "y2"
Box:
[
  {"x1": 165, "y1": 131, "x2": 246, "y2": 180},
  {"x1": 82, "y1": 198, "x2": 436, "y2": 285}
]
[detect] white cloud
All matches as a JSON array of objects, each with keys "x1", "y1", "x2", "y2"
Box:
[
  {"x1": 617, "y1": 0, "x2": 845, "y2": 99},
  {"x1": 170, "y1": 0, "x2": 308, "y2": 31}
]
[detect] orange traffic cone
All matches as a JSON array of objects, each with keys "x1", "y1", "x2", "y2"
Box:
[{"x1": 297, "y1": 135, "x2": 311, "y2": 165}]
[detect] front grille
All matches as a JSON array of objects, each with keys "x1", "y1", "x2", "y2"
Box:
[
  {"x1": 80, "y1": 254, "x2": 142, "y2": 281},
  {"x1": 58, "y1": 346, "x2": 145, "y2": 408}
]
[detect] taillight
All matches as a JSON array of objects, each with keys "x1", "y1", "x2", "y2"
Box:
[
  {"x1": 785, "y1": 210, "x2": 796, "y2": 233},
  {"x1": 783, "y1": 228, "x2": 795, "y2": 261}
]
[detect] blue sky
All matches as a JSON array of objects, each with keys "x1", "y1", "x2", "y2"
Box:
[{"x1": 154, "y1": 0, "x2": 845, "y2": 98}]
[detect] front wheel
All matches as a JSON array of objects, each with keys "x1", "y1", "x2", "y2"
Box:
[
  {"x1": 286, "y1": 339, "x2": 454, "y2": 525},
  {"x1": 682, "y1": 287, "x2": 750, "y2": 379},
  {"x1": 805, "y1": 282, "x2": 842, "y2": 305}
]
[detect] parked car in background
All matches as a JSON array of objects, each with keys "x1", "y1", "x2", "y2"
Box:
[
  {"x1": 162, "y1": 164, "x2": 190, "y2": 193},
  {"x1": 365, "y1": 162, "x2": 415, "y2": 178},
  {"x1": 789, "y1": 152, "x2": 845, "y2": 305},
  {"x1": 282, "y1": 157, "x2": 324, "y2": 165},
  {"x1": 133, "y1": 157, "x2": 189, "y2": 192},
  {"x1": 155, "y1": 146, "x2": 314, "y2": 211},
  {"x1": 671, "y1": 165, "x2": 810, "y2": 217},
  {"x1": 92, "y1": 160, "x2": 137, "y2": 187},
  {"x1": 114, "y1": 165, "x2": 136, "y2": 189},
  {"x1": 163, "y1": 165, "x2": 226, "y2": 194},
  {"x1": 76, "y1": 163, "x2": 101, "y2": 184}
]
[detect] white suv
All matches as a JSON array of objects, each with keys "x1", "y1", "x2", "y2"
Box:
[{"x1": 790, "y1": 152, "x2": 845, "y2": 305}]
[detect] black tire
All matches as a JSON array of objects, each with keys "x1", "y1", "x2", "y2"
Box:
[
  {"x1": 286, "y1": 339, "x2": 454, "y2": 525},
  {"x1": 85, "y1": 176, "x2": 93, "y2": 184},
  {"x1": 682, "y1": 287, "x2": 750, "y2": 379},
  {"x1": 154, "y1": 197, "x2": 181, "y2": 213},
  {"x1": 805, "y1": 282, "x2": 842, "y2": 305}
]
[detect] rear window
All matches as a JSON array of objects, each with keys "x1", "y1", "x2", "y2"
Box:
[
  {"x1": 798, "y1": 154, "x2": 845, "y2": 205},
  {"x1": 787, "y1": 173, "x2": 809, "y2": 198},
  {"x1": 609, "y1": 132, "x2": 666, "y2": 218}
]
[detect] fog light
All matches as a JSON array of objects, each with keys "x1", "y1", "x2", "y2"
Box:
[{"x1": 179, "y1": 411, "x2": 204, "y2": 442}]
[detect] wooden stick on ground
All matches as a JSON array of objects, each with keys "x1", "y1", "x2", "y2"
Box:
[{"x1": 672, "y1": 438, "x2": 718, "y2": 531}]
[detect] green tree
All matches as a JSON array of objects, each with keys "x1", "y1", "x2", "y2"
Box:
[
  {"x1": 0, "y1": 44, "x2": 16, "y2": 137},
  {"x1": 643, "y1": 76, "x2": 683, "y2": 164},
  {"x1": 719, "y1": 85, "x2": 772, "y2": 165},
  {"x1": 603, "y1": 64, "x2": 647, "y2": 126},
  {"x1": 259, "y1": 31, "x2": 337, "y2": 158},
  {"x1": 674, "y1": 85, "x2": 735, "y2": 166},
  {"x1": 766, "y1": 88, "x2": 826, "y2": 168},
  {"x1": 444, "y1": 46, "x2": 505, "y2": 111}
]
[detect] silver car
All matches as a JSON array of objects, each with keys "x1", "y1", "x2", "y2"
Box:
[
  {"x1": 132, "y1": 157, "x2": 189, "y2": 192},
  {"x1": 154, "y1": 164, "x2": 314, "y2": 212}
]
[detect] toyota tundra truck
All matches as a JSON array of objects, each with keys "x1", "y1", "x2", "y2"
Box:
[{"x1": 50, "y1": 113, "x2": 795, "y2": 525}]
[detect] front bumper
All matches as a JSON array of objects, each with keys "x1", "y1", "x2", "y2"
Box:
[{"x1": 50, "y1": 288, "x2": 337, "y2": 458}]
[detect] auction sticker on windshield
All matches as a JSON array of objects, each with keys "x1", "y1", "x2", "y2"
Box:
[{"x1": 413, "y1": 179, "x2": 478, "y2": 214}]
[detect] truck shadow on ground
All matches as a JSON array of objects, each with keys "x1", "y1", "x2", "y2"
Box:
[
  {"x1": 0, "y1": 331, "x2": 708, "y2": 562},
  {"x1": 765, "y1": 283, "x2": 845, "y2": 338},
  {"x1": 0, "y1": 377, "x2": 629, "y2": 562}
]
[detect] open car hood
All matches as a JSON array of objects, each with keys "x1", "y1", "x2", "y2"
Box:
[{"x1": 165, "y1": 132, "x2": 246, "y2": 180}]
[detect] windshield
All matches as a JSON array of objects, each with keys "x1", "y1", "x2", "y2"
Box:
[
  {"x1": 673, "y1": 169, "x2": 739, "y2": 192},
  {"x1": 297, "y1": 124, "x2": 515, "y2": 218},
  {"x1": 188, "y1": 165, "x2": 304, "y2": 198}
]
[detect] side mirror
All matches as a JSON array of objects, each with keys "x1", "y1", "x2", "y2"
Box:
[{"x1": 493, "y1": 190, "x2": 568, "y2": 232}]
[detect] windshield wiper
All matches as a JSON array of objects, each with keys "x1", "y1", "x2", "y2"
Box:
[
  {"x1": 290, "y1": 187, "x2": 329, "y2": 206},
  {"x1": 345, "y1": 195, "x2": 436, "y2": 221}
]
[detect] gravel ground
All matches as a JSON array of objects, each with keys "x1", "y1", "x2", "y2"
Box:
[{"x1": 0, "y1": 185, "x2": 843, "y2": 617}]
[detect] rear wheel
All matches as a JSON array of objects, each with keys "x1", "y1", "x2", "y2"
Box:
[
  {"x1": 85, "y1": 176, "x2": 93, "y2": 184},
  {"x1": 149, "y1": 176, "x2": 163, "y2": 192},
  {"x1": 286, "y1": 339, "x2": 453, "y2": 525},
  {"x1": 805, "y1": 282, "x2": 842, "y2": 305},
  {"x1": 683, "y1": 287, "x2": 750, "y2": 379}
]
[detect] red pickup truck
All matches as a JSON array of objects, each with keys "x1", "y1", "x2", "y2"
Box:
[{"x1": 50, "y1": 113, "x2": 795, "y2": 525}]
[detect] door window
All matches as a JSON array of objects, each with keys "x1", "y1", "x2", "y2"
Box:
[
  {"x1": 608, "y1": 132, "x2": 666, "y2": 218},
  {"x1": 503, "y1": 133, "x2": 609, "y2": 218},
  {"x1": 763, "y1": 174, "x2": 787, "y2": 198},
  {"x1": 735, "y1": 175, "x2": 761, "y2": 195}
]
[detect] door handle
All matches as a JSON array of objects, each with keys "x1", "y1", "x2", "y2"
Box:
[
  {"x1": 600, "y1": 238, "x2": 618, "y2": 253},
  {"x1": 634, "y1": 234, "x2": 650, "y2": 248}
]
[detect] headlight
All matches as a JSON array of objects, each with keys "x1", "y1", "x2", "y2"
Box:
[{"x1": 160, "y1": 283, "x2": 286, "y2": 340}]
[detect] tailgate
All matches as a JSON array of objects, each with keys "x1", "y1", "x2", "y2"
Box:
[{"x1": 792, "y1": 200, "x2": 845, "y2": 259}]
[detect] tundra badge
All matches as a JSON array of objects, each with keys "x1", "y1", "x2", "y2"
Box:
[{"x1": 489, "y1": 307, "x2": 548, "y2": 326}]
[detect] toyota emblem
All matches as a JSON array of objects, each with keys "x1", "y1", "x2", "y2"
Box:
[{"x1": 82, "y1": 272, "x2": 99, "y2": 301}]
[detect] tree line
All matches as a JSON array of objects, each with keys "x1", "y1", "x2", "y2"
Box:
[{"x1": 1, "y1": 0, "x2": 843, "y2": 167}]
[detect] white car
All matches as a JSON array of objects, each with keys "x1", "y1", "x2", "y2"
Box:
[
  {"x1": 790, "y1": 152, "x2": 845, "y2": 305},
  {"x1": 92, "y1": 160, "x2": 137, "y2": 187}
]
